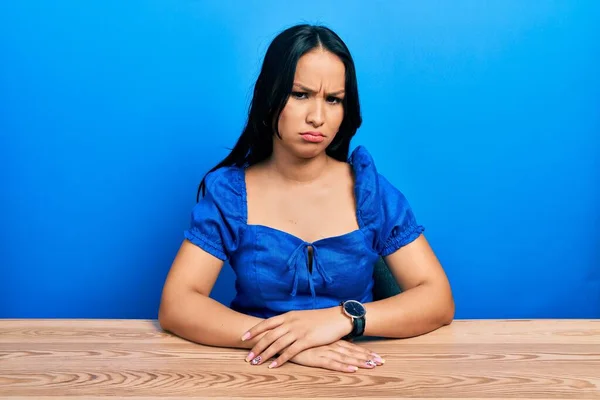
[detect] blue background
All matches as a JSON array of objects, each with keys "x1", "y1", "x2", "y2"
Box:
[{"x1": 1, "y1": 1, "x2": 598, "y2": 319}]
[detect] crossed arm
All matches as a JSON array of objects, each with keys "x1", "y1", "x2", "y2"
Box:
[{"x1": 159, "y1": 234, "x2": 454, "y2": 368}]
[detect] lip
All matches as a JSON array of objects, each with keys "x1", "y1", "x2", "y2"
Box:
[
  {"x1": 301, "y1": 131, "x2": 324, "y2": 137},
  {"x1": 300, "y1": 131, "x2": 325, "y2": 143}
]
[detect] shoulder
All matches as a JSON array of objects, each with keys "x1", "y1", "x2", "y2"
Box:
[
  {"x1": 203, "y1": 165, "x2": 244, "y2": 197},
  {"x1": 348, "y1": 145, "x2": 400, "y2": 206},
  {"x1": 348, "y1": 145, "x2": 407, "y2": 196},
  {"x1": 186, "y1": 165, "x2": 246, "y2": 260},
  {"x1": 199, "y1": 165, "x2": 246, "y2": 223},
  {"x1": 349, "y1": 146, "x2": 423, "y2": 247},
  {"x1": 243, "y1": 161, "x2": 269, "y2": 194}
]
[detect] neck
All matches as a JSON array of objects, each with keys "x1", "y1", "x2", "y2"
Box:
[{"x1": 267, "y1": 146, "x2": 330, "y2": 184}]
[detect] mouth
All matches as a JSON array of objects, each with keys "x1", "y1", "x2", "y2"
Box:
[{"x1": 300, "y1": 132, "x2": 325, "y2": 143}]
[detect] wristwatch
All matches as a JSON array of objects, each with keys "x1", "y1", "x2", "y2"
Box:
[{"x1": 340, "y1": 300, "x2": 366, "y2": 340}]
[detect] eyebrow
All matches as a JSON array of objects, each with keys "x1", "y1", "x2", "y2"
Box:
[{"x1": 293, "y1": 83, "x2": 345, "y2": 96}]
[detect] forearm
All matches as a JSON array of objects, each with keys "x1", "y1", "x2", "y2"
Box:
[
  {"x1": 363, "y1": 282, "x2": 455, "y2": 338},
  {"x1": 159, "y1": 290, "x2": 266, "y2": 349}
]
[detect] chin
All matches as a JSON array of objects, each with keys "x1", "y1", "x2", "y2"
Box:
[
  {"x1": 293, "y1": 143, "x2": 330, "y2": 159},
  {"x1": 275, "y1": 137, "x2": 330, "y2": 160}
]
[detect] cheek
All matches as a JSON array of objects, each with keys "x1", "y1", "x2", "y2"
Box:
[
  {"x1": 278, "y1": 103, "x2": 301, "y2": 135},
  {"x1": 333, "y1": 107, "x2": 344, "y2": 125},
  {"x1": 328, "y1": 106, "x2": 344, "y2": 132}
]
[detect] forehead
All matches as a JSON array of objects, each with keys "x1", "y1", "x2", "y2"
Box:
[{"x1": 294, "y1": 49, "x2": 345, "y2": 89}]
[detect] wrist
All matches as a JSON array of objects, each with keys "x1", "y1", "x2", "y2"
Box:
[
  {"x1": 339, "y1": 300, "x2": 367, "y2": 340},
  {"x1": 331, "y1": 306, "x2": 353, "y2": 338}
]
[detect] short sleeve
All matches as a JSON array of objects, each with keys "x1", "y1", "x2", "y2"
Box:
[
  {"x1": 183, "y1": 167, "x2": 245, "y2": 261},
  {"x1": 376, "y1": 174, "x2": 425, "y2": 256},
  {"x1": 349, "y1": 145, "x2": 425, "y2": 257}
]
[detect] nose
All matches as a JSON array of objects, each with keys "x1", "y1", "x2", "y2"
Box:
[{"x1": 306, "y1": 98, "x2": 325, "y2": 128}]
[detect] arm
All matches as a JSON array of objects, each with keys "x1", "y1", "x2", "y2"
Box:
[
  {"x1": 239, "y1": 233, "x2": 454, "y2": 367},
  {"x1": 363, "y1": 234, "x2": 454, "y2": 338},
  {"x1": 158, "y1": 239, "x2": 266, "y2": 349}
]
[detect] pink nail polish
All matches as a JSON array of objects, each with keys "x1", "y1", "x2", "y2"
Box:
[
  {"x1": 245, "y1": 352, "x2": 254, "y2": 362},
  {"x1": 268, "y1": 361, "x2": 277, "y2": 368},
  {"x1": 250, "y1": 356, "x2": 262, "y2": 365},
  {"x1": 241, "y1": 332, "x2": 251, "y2": 341},
  {"x1": 347, "y1": 366, "x2": 358, "y2": 372}
]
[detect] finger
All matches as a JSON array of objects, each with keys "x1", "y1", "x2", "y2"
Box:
[
  {"x1": 335, "y1": 340, "x2": 373, "y2": 354},
  {"x1": 269, "y1": 341, "x2": 307, "y2": 369},
  {"x1": 252, "y1": 333, "x2": 296, "y2": 367},
  {"x1": 332, "y1": 344, "x2": 375, "y2": 362},
  {"x1": 335, "y1": 341, "x2": 385, "y2": 364},
  {"x1": 317, "y1": 357, "x2": 360, "y2": 373},
  {"x1": 246, "y1": 325, "x2": 289, "y2": 362},
  {"x1": 329, "y1": 350, "x2": 377, "y2": 369},
  {"x1": 335, "y1": 344, "x2": 385, "y2": 366},
  {"x1": 241, "y1": 316, "x2": 284, "y2": 342}
]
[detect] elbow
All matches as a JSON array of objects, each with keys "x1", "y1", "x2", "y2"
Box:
[
  {"x1": 158, "y1": 300, "x2": 174, "y2": 332},
  {"x1": 430, "y1": 277, "x2": 455, "y2": 327},
  {"x1": 439, "y1": 293, "x2": 455, "y2": 326},
  {"x1": 420, "y1": 280, "x2": 455, "y2": 328}
]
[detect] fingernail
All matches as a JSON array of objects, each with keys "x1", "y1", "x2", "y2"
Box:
[
  {"x1": 347, "y1": 366, "x2": 358, "y2": 372},
  {"x1": 373, "y1": 356, "x2": 385, "y2": 364},
  {"x1": 366, "y1": 360, "x2": 377, "y2": 367},
  {"x1": 268, "y1": 361, "x2": 277, "y2": 369},
  {"x1": 241, "y1": 332, "x2": 250, "y2": 341},
  {"x1": 245, "y1": 352, "x2": 255, "y2": 362},
  {"x1": 250, "y1": 356, "x2": 262, "y2": 365}
]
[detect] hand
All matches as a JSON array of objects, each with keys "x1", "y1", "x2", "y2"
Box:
[
  {"x1": 290, "y1": 340, "x2": 385, "y2": 372},
  {"x1": 241, "y1": 308, "x2": 353, "y2": 368}
]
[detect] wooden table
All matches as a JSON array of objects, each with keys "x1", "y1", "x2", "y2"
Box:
[{"x1": 0, "y1": 319, "x2": 599, "y2": 399}]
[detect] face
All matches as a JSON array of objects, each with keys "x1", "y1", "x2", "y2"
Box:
[{"x1": 275, "y1": 48, "x2": 346, "y2": 159}]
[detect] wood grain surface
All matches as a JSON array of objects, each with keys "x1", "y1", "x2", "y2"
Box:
[{"x1": 0, "y1": 319, "x2": 599, "y2": 399}]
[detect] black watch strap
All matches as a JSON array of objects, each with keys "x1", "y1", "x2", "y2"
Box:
[
  {"x1": 355, "y1": 316, "x2": 366, "y2": 337},
  {"x1": 343, "y1": 316, "x2": 366, "y2": 340}
]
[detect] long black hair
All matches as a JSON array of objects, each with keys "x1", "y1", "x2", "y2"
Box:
[{"x1": 197, "y1": 24, "x2": 362, "y2": 200}]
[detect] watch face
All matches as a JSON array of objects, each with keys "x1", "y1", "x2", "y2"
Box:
[{"x1": 343, "y1": 300, "x2": 366, "y2": 318}]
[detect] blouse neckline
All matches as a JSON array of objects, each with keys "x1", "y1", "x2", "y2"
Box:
[{"x1": 236, "y1": 146, "x2": 372, "y2": 245}]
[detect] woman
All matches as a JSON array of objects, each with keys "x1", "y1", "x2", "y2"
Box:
[{"x1": 159, "y1": 24, "x2": 454, "y2": 373}]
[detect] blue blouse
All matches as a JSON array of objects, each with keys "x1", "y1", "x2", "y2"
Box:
[{"x1": 184, "y1": 146, "x2": 424, "y2": 318}]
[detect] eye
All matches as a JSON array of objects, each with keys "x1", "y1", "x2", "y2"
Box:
[
  {"x1": 291, "y1": 91, "x2": 308, "y2": 99},
  {"x1": 327, "y1": 96, "x2": 343, "y2": 104}
]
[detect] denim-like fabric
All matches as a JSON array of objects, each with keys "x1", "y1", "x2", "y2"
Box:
[{"x1": 184, "y1": 146, "x2": 424, "y2": 318}]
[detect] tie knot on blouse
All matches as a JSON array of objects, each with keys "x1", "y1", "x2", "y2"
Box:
[{"x1": 287, "y1": 242, "x2": 333, "y2": 298}]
